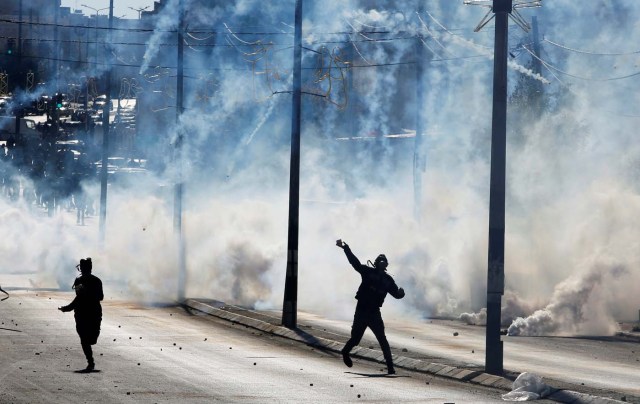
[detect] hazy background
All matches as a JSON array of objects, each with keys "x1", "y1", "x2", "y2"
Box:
[
  {"x1": 61, "y1": 0, "x2": 156, "y2": 20},
  {"x1": 3, "y1": 0, "x2": 639, "y2": 337}
]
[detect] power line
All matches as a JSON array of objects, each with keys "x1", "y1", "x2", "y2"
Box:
[
  {"x1": 543, "y1": 38, "x2": 640, "y2": 56},
  {"x1": 0, "y1": 18, "x2": 158, "y2": 33},
  {"x1": 11, "y1": 49, "x2": 428, "y2": 73},
  {"x1": 0, "y1": 12, "x2": 544, "y2": 78},
  {"x1": 0, "y1": 33, "x2": 468, "y2": 48},
  {"x1": 522, "y1": 45, "x2": 640, "y2": 82},
  {"x1": 0, "y1": 17, "x2": 478, "y2": 36}
]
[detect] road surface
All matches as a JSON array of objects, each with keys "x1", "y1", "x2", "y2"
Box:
[
  {"x1": 286, "y1": 310, "x2": 640, "y2": 399},
  {"x1": 0, "y1": 288, "x2": 520, "y2": 403}
]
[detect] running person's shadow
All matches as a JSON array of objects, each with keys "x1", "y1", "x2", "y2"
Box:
[
  {"x1": 74, "y1": 368, "x2": 101, "y2": 374},
  {"x1": 345, "y1": 371, "x2": 407, "y2": 378}
]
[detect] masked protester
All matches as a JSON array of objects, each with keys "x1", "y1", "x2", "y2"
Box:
[
  {"x1": 59, "y1": 258, "x2": 103, "y2": 372},
  {"x1": 336, "y1": 239, "x2": 405, "y2": 375}
]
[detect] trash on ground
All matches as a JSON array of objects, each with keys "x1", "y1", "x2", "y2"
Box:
[{"x1": 502, "y1": 372, "x2": 551, "y2": 401}]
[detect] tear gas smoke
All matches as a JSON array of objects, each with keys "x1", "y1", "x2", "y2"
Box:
[
  {"x1": 139, "y1": 0, "x2": 181, "y2": 75},
  {"x1": 2, "y1": 1, "x2": 640, "y2": 337},
  {"x1": 508, "y1": 265, "x2": 628, "y2": 336},
  {"x1": 460, "y1": 291, "x2": 537, "y2": 326}
]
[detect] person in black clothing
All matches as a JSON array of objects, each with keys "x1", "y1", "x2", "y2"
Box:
[
  {"x1": 59, "y1": 258, "x2": 103, "y2": 372},
  {"x1": 336, "y1": 239, "x2": 405, "y2": 375}
]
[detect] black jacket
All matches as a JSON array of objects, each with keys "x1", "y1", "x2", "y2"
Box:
[
  {"x1": 60, "y1": 273, "x2": 103, "y2": 319},
  {"x1": 343, "y1": 245, "x2": 404, "y2": 308}
]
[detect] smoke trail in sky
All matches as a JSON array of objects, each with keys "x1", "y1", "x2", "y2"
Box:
[
  {"x1": 139, "y1": 0, "x2": 181, "y2": 75},
  {"x1": 507, "y1": 60, "x2": 550, "y2": 84}
]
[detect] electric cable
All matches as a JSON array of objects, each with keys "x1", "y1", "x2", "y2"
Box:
[
  {"x1": 522, "y1": 45, "x2": 640, "y2": 82},
  {"x1": 543, "y1": 38, "x2": 640, "y2": 57}
]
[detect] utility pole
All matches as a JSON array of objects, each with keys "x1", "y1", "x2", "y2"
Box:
[
  {"x1": 345, "y1": 41, "x2": 356, "y2": 137},
  {"x1": 84, "y1": 77, "x2": 89, "y2": 133},
  {"x1": 98, "y1": 0, "x2": 114, "y2": 245},
  {"x1": 531, "y1": 16, "x2": 541, "y2": 75},
  {"x1": 53, "y1": 1, "x2": 59, "y2": 92},
  {"x1": 175, "y1": 0, "x2": 186, "y2": 302},
  {"x1": 530, "y1": 16, "x2": 544, "y2": 114},
  {"x1": 465, "y1": 0, "x2": 541, "y2": 375},
  {"x1": 485, "y1": 1, "x2": 508, "y2": 376},
  {"x1": 14, "y1": 0, "x2": 23, "y2": 127},
  {"x1": 282, "y1": 0, "x2": 303, "y2": 329},
  {"x1": 18, "y1": 0, "x2": 22, "y2": 70},
  {"x1": 413, "y1": 27, "x2": 427, "y2": 222}
]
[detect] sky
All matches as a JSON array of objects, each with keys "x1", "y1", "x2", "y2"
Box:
[{"x1": 61, "y1": 0, "x2": 157, "y2": 20}]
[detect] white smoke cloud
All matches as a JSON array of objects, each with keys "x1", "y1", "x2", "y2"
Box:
[
  {"x1": 460, "y1": 307, "x2": 487, "y2": 326},
  {"x1": 508, "y1": 264, "x2": 627, "y2": 336},
  {"x1": 460, "y1": 291, "x2": 536, "y2": 326}
]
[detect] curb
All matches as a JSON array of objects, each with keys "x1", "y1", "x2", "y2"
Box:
[{"x1": 184, "y1": 299, "x2": 630, "y2": 404}]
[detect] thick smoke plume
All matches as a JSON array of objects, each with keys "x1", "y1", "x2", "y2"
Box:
[{"x1": 508, "y1": 265, "x2": 628, "y2": 336}]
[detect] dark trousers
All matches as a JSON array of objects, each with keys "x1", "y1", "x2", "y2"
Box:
[
  {"x1": 342, "y1": 303, "x2": 394, "y2": 371},
  {"x1": 80, "y1": 340, "x2": 94, "y2": 365},
  {"x1": 76, "y1": 317, "x2": 101, "y2": 365}
]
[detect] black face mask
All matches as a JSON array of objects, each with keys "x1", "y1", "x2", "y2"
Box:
[{"x1": 374, "y1": 254, "x2": 388, "y2": 268}]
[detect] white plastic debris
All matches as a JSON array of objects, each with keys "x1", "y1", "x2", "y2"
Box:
[{"x1": 502, "y1": 372, "x2": 551, "y2": 401}]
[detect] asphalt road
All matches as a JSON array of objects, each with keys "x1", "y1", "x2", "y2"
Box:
[
  {"x1": 1, "y1": 289, "x2": 519, "y2": 403},
  {"x1": 288, "y1": 311, "x2": 640, "y2": 400}
]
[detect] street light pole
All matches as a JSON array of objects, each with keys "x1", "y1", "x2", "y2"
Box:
[
  {"x1": 81, "y1": 5, "x2": 109, "y2": 67},
  {"x1": 128, "y1": 6, "x2": 150, "y2": 20},
  {"x1": 97, "y1": 0, "x2": 114, "y2": 246}
]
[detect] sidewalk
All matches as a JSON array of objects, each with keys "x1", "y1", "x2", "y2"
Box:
[{"x1": 185, "y1": 298, "x2": 636, "y2": 404}]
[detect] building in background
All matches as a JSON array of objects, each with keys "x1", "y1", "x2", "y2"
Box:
[{"x1": 0, "y1": 0, "x2": 151, "y2": 95}]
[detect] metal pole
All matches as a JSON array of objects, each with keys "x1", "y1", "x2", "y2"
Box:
[
  {"x1": 485, "y1": 0, "x2": 510, "y2": 376},
  {"x1": 175, "y1": 0, "x2": 186, "y2": 302},
  {"x1": 346, "y1": 42, "x2": 355, "y2": 137},
  {"x1": 53, "y1": 2, "x2": 59, "y2": 92},
  {"x1": 84, "y1": 78, "x2": 89, "y2": 133},
  {"x1": 95, "y1": 14, "x2": 99, "y2": 66},
  {"x1": 531, "y1": 16, "x2": 541, "y2": 76},
  {"x1": 85, "y1": 26, "x2": 90, "y2": 68},
  {"x1": 98, "y1": 0, "x2": 114, "y2": 245},
  {"x1": 530, "y1": 16, "x2": 543, "y2": 114},
  {"x1": 18, "y1": 0, "x2": 22, "y2": 69},
  {"x1": 413, "y1": 32, "x2": 426, "y2": 222},
  {"x1": 282, "y1": 0, "x2": 303, "y2": 329}
]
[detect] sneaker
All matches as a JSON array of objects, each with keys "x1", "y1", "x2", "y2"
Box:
[
  {"x1": 387, "y1": 368, "x2": 396, "y2": 375},
  {"x1": 86, "y1": 362, "x2": 95, "y2": 372},
  {"x1": 342, "y1": 351, "x2": 353, "y2": 368}
]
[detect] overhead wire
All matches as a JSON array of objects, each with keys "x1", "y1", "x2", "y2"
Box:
[
  {"x1": 522, "y1": 45, "x2": 640, "y2": 82},
  {"x1": 521, "y1": 46, "x2": 640, "y2": 119},
  {"x1": 343, "y1": 20, "x2": 372, "y2": 65},
  {"x1": 8, "y1": 10, "x2": 640, "y2": 119},
  {"x1": 421, "y1": 10, "x2": 551, "y2": 84},
  {"x1": 1, "y1": 16, "x2": 479, "y2": 37},
  {"x1": 543, "y1": 38, "x2": 640, "y2": 57},
  {"x1": 415, "y1": 12, "x2": 456, "y2": 58},
  {"x1": 186, "y1": 32, "x2": 216, "y2": 42}
]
